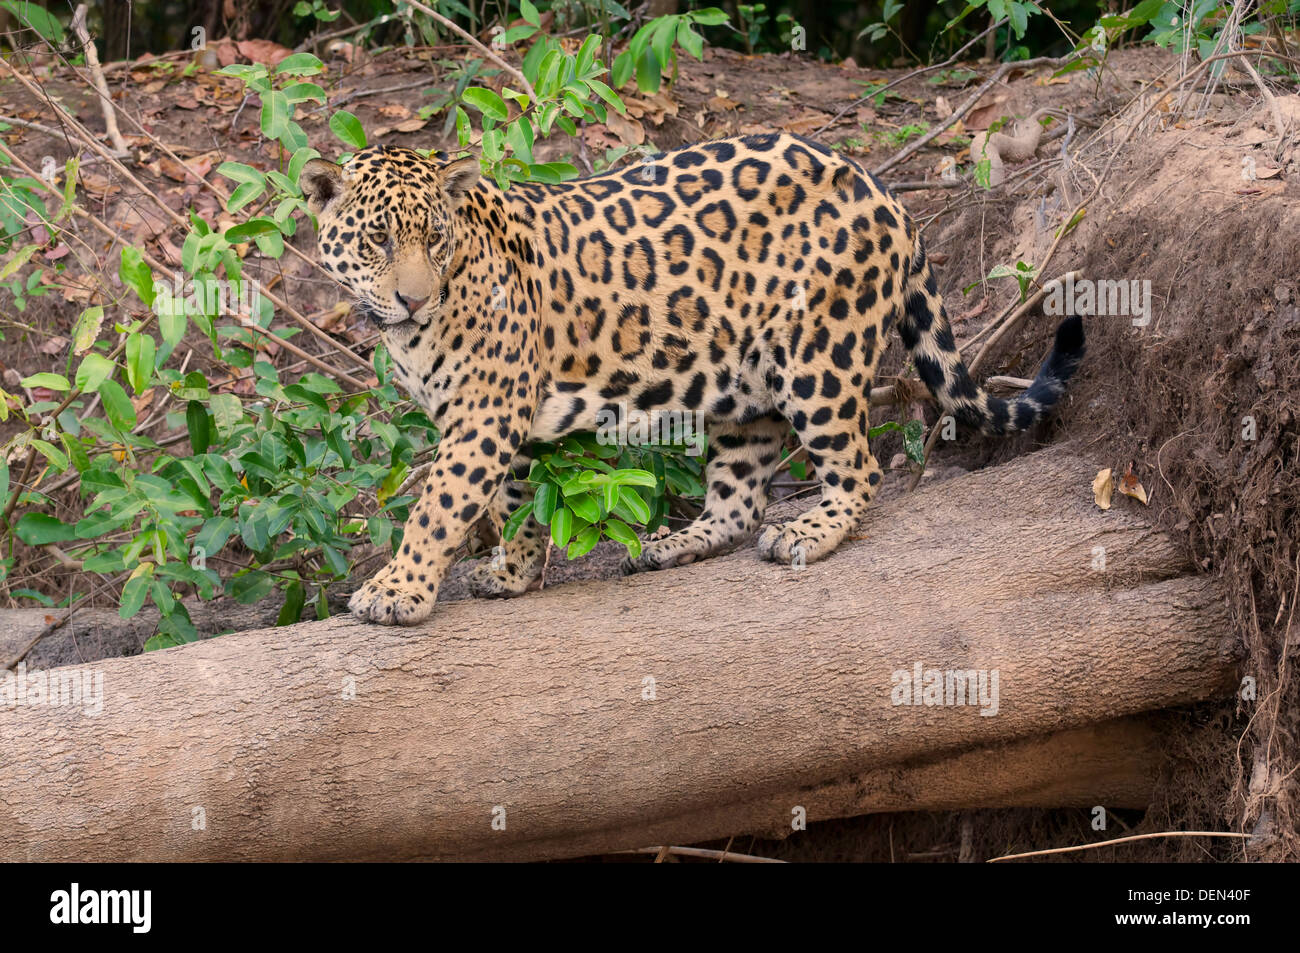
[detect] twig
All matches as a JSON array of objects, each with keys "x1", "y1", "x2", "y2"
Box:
[
  {"x1": 323, "y1": 78, "x2": 434, "y2": 111},
  {"x1": 69, "y1": 4, "x2": 129, "y2": 157},
  {"x1": 987, "y1": 830, "x2": 1251, "y2": 862},
  {"x1": 400, "y1": 0, "x2": 537, "y2": 103},
  {"x1": 812, "y1": 18, "x2": 1005, "y2": 138},
  {"x1": 0, "y1": 113, "x2": 69, "y2": 139},
  {"x1": 874, "y1": 56, "x2": 1066, "y2": 176},
  {"x1": 3, "y1": 570, "x2": 132, "y2": 671},
  {"x1": 1234, "y1": 52, "x2": 1289, "y2": 160},
  {"x1": 622, "y1": 845, "x2": 785, "y2": 863},
  {"x1": 0, "y1": 73, "x2": 371, "y2": 382}
]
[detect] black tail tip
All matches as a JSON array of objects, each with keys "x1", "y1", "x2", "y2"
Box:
[{"x1": 1053, "y1": 314, "x2": 1085, "y2": 356}]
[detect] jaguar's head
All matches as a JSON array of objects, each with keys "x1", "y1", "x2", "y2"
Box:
[{"x1": 300, "y1": 146, "x2": 479, "y2": 327}]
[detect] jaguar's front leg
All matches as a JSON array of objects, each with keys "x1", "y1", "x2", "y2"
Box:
[
  {"x1": 466, "y1": 451, "x2": 548, "y2": 598},
  {"x1": 349, "y1": 396, "x2": 526, "y2": 626}
]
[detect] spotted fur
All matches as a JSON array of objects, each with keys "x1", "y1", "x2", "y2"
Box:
[{"x1": 301, "y1": 134, "x2": 1084, "y2": 625}]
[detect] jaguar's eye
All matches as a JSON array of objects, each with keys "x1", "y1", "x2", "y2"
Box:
[{"x1": 368, "y1": 231, "x2": 389, "y2": 247}]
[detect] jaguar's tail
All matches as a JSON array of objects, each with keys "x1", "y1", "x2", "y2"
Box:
[{"x1": 898, "y1": 238, "x2": 1084, "y2": 435}]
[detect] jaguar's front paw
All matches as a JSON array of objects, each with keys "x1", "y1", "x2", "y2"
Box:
[{"x1": 348, "y1": 570, "x2": 435, "y2": 626}]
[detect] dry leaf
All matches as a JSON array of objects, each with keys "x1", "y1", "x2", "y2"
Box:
[
  {"x1": 372, "y1": 118, "x2": 428, "y2": 137},
  {"x1": 604, "y1": 109, "x2": 645, "y2": 146},
  {"x1": 781, "y1": 110, "x2": 827, "y2": 136},
  {"x1": 1093, "y1": 468, "x2": 1114, "y2": 510},
  {"x1": 38, "y1": 335, "x2": 68, "y2": 356},
  {"x1": 1118, "y1": 465, "x2": 1149, "y2": 505},
  {"x1": 236, "y1": 39, "x2": 294, "y2": 68},
  {"x1": 965, "y1": 94, "x2": 1008, "y2": 131}
]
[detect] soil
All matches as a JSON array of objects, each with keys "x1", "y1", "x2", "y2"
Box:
[{"x1": 0, "y1": 40, "x2": 1296, "y2": 861}]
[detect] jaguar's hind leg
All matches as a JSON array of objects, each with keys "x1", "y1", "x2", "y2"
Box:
[
  {"x1": 622, "y1": 413, "x2": 787, "y2": 573},
  {"x1": 756, "y1": 386, "x2": 881, "y2": 567}
]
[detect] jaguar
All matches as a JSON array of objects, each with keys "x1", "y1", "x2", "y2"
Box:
[{"x1": 300, "y1": 133, "x2": 1084, "y2": 625}]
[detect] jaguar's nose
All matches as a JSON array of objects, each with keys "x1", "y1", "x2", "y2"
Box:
[{"x1": 396, "y1": 293, "x2": 429, "y2": 316}]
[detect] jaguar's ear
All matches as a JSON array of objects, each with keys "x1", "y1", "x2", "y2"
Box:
[
  {"x1": 300, "y1": 158, "x2": 346, "y2": 216},
  {"x1": 439, "y1": 156, "x2": 480, "y2": 208}
]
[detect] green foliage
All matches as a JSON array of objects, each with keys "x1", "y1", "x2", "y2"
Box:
[
  {"x1": 506, "y1": 434, "x2": 706, "y2": 559},
  {"x1": 610, "y1": 7, "x2": 727, "y2": 94},
  {"x1": 970, "y1": 260, "x2": 1039, "y2": 301},
  {"x1": 0, "y1": 0, "x2": 65, "y2": 44}
]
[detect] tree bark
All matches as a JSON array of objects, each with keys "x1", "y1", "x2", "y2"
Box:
[{"x1": 0, "y1": 447, "x2": 1237, "y2": 861}]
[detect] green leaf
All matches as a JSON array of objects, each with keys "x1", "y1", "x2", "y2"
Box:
[
  {"x1": 231, "y1": 570, "x2": 276, "y2": 605},
  {"x1": 505, "y1": 118, "x2": 534, "y2": 163},
  {"x1": 125, "y1": 332, "x2": 156, "y2": 396},
  {"x1": 502, "y1": 499, "x2": 534, "y2": 541},
  {"x1": 550, "y1": 506, "x2": 573, "y2": 547},
  {"x1": 566, "y1": 525, "x2": 600, "y2": 559},
  {"x1": 224, "y1": 218, "x2": 280, "y2": 243},
  {"x1": 261, "y1": 89, "x2": 292, "y2": 140},
  {"x1": 99, "y1": 379, "x2": 136, "y2": 433},
  {"x1": 216, "y1": 161, "x2": 267, "y2": 188},
  {"x1": 368, "y1": 515, "x2": 393, "y2": 548},
  {"x1": 71, "y1": 305, "x2": 104, "y2": 354},
  {"x1": 20, "y1": 372, "x2": 70, "y2": 391},
  {"x1": 282, "y1": 81, "x2": 327, "y2": 104},
  {"x1": 29, "y1": 439, "x2": 67, "y2": 471},
  {"x1": 462, "y1": 87, "x2": 509, "y2": 122},
  {"x1": 610, "y1": 468, "x2": 657, "y2": 487},
  {"x1": 74, "y1": 352, "x2": 114, "y2": 393},
  {"x1": 277, "y1": 580, "x2": 307, "y2": 626},
  {"x1": 15, "y1": 512, "x2": 76, "y2": 545},
  {"x1": 119, "y1": 563, "x2": 155, "y2": 619},
  {"x1": 619, "y1": 486, "x2": 651, "y2": 523},
  {"x1": 195, "y1": 515, "x2": 236, "y2": 556},
  {"x1": 567, "y1": 492, "x2": 602, "y2": 524},
  {"x1": 533, "y1": 481, "x2": 558, "y2": 523},
  {"x1": 275, "y1": 52, "x2": 324, "y2": 76},
  {"x1": 185, "y1": 400, "x2": 209, "y2": 454},
  {"x1": 0, "y1": 0, "x2": 65, "y2": 43},
  {"x1": 520, "y1": 0, "x2": 540, "y2": 26},
  {"x1": 226, "y1": 181, "x2": 264, "y2": 213},
  {"x1": 611, "y1": 50, "x2": 634, "y2": 89},
  {"x1": 329, "y1": 110, "x2": 367, "y2": 149},
  {"x1": 635, "y1": 46, "x2": 662, "y2": 94},
  {"x1": 689, "y1": 7, "x2": 730, "y2": 26},
  {"x1": 587, "y1": 79, "x2": 626, "y2": 115},
  {"x1": 603, "y1": 517, "x2": 641, "y2": 558},
  {"x1": 676, "y1": 22, "x2": 704, "y2": 60},
  {"x1": 209, "y1": 392, "x2": 244, "y2": 439},
  {"x1": 0, "y1": 242, "x2": 38, "y2": 280}
]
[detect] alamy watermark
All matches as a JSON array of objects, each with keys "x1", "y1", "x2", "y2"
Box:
[
  {"x1": 1, "y1": 662, "x2": 103, "y2": 717},
  {"x1": 595, "y1": 401, "x2": 706, "y2": 456},
  {"x1": 890, "y1": 662, "x2": 999, "y2": 717},
  {"x1": 151, "y1": 273, "x2": 262, "y2": 321},
  {"x1": 1043, "y1": 273, "x2": 1152, "y2": 327}
]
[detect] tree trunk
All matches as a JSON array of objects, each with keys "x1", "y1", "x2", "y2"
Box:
[{"x1": 0, "y1": 447, "x2": 1237, "y2": 861}]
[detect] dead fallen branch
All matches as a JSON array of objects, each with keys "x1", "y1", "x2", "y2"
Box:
[{"x1": 0, "y1": 448, "x2": 1236, "y2": 861}]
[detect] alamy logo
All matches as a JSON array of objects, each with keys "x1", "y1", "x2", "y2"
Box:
[
  {"x1": 0, "y1": 663, "x2": 102, "y2": 716},
  {"x1": 891, "y1": 662, "x2": 1000, "y2": 716},
  {"x1": 595, "y1": 402, "x2": 706, "y2": 456},
  {"x1": 50, "y1": 884, "x2": 151, "y2": 933},
  {"x1": 1043, "y1": 273, "x2": 1151, "y2": 327},
  {"x1": 151, "y1": 273, "x2": 262, "y2": 320}
]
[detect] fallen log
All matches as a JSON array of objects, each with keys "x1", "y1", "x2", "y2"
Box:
[{"x1": 0, "y1": 446, "x2": 1237, "y2": 861}]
